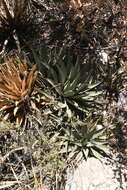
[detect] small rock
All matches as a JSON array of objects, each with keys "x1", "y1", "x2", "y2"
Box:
[{"x1": 65, "y1": 156, "x2": 127, "y2": 190}]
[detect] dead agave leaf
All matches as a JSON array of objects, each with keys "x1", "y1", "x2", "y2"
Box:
[
  {"x1": 1, "y1": 0, "x2": 13, "y2": 19},
  {"x1": 31, "y1": 100, "x2": 39, "y2": 111},
  {"x1": 26, "y1": 65, "x2": 37, "y2": 89},
  {"x1": 69, "y1": 0, "x2": 82, "y2": 8},
  {"x1": 18, "y1": 59, "x2": 26, "y2": 73},
  {"x1": 13, "y1": 106, "x2": 19, "y2": 116},
  {"x1": 0, "y1": 104, "x2": 13, "y2": 112},
  {"x1": 0, "y1": 147, "x2": 25, "y2": 164},
  {"x1": 123, "y1": 83, "x2": 127, "y2": 88},
  {"x1": 123, "y1": 106, "x2": 127, "y2": 111},
  {"x1": 40, "y1": 98, "x2": 53, "y2": 105},
  {"x1": 0, "y1": 181, "x2": 20, "y2": 189},
  {"x1": 3, "y1": 112, "x2": 12, "y2": 120},
  {"x1": 16, "y1": 113, "x2": 24, "y2": 126}
]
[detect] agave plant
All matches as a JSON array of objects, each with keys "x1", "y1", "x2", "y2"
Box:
[
  {"x1": 0, "y1": 0, "x2": 36, "y2": 54},
  {"x1": 60, "y1": 116, "x2": 108, "y2": 162},
  {"x1": 0, "y1": 57, "x2": 50, "y2": 125},
  {"x1": 39, "y1": 53, "x2": 102, "y2": 116}
]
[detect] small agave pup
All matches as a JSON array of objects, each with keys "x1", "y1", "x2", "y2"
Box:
[
  {"x1": 0, "y1": 58, "x2": 50, "y2": 125},
  {"x1": 60, "y1": 116, "x2": 108, "y2": 162}
]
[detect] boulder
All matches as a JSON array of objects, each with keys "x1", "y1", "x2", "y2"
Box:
[{"x1": 65, "y1": 156, "x2": 127, "y2": 190}]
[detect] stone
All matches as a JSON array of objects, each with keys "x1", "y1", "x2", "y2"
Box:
[{"x1": 65, "y1": 156, "x2": 127, "y2": 190}]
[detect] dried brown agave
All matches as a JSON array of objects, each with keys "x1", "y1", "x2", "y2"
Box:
[
  {"x1": 0, "y1": 0, "x2": 36, "y2": 54},
  {"x1": 0, "y1": 58, "x2": 48, "y2": 125}
]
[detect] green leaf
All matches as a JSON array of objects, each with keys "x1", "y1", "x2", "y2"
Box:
[
  {"x1": 86, "y1": 142, "x2": 93, "y2": 147},
  {"x1": 83, "y1": 149, "x2": 89, "y2": 159},
  {"x1": 92, "y1": 130, "x2": 105, "y2": 139},
  {"x1": 77, "y1": 82, "x2": 88, "y2": 92},
  {"x1": 68, "y1": 151, "x2": 75, "y2": 160},
  {"x1": 90, "y1": 148, "x2": 103, "y2": 159},
  {"x1": 93, "y1": 144, "x2": 109, "y2": 153},
  {"x1": 56, "y1": 63, "x2": 67, "y2": 84},
  {"x1": 87, "y1": 82, "x2": 101, "y2": 90},
  {"x1": 75, "y1": 151, "x2": 83, "y2": 162},
  {"x1": 63, "y1": 89, "x2": 75, "y2": 97},
  {"x1": 69, "y1": 72, "x2": 81, "y2": 91}
]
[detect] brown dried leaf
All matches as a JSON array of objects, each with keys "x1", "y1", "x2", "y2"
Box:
[{"x1": 69, "y1": 0, "x2": 82, "y2": 9}]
